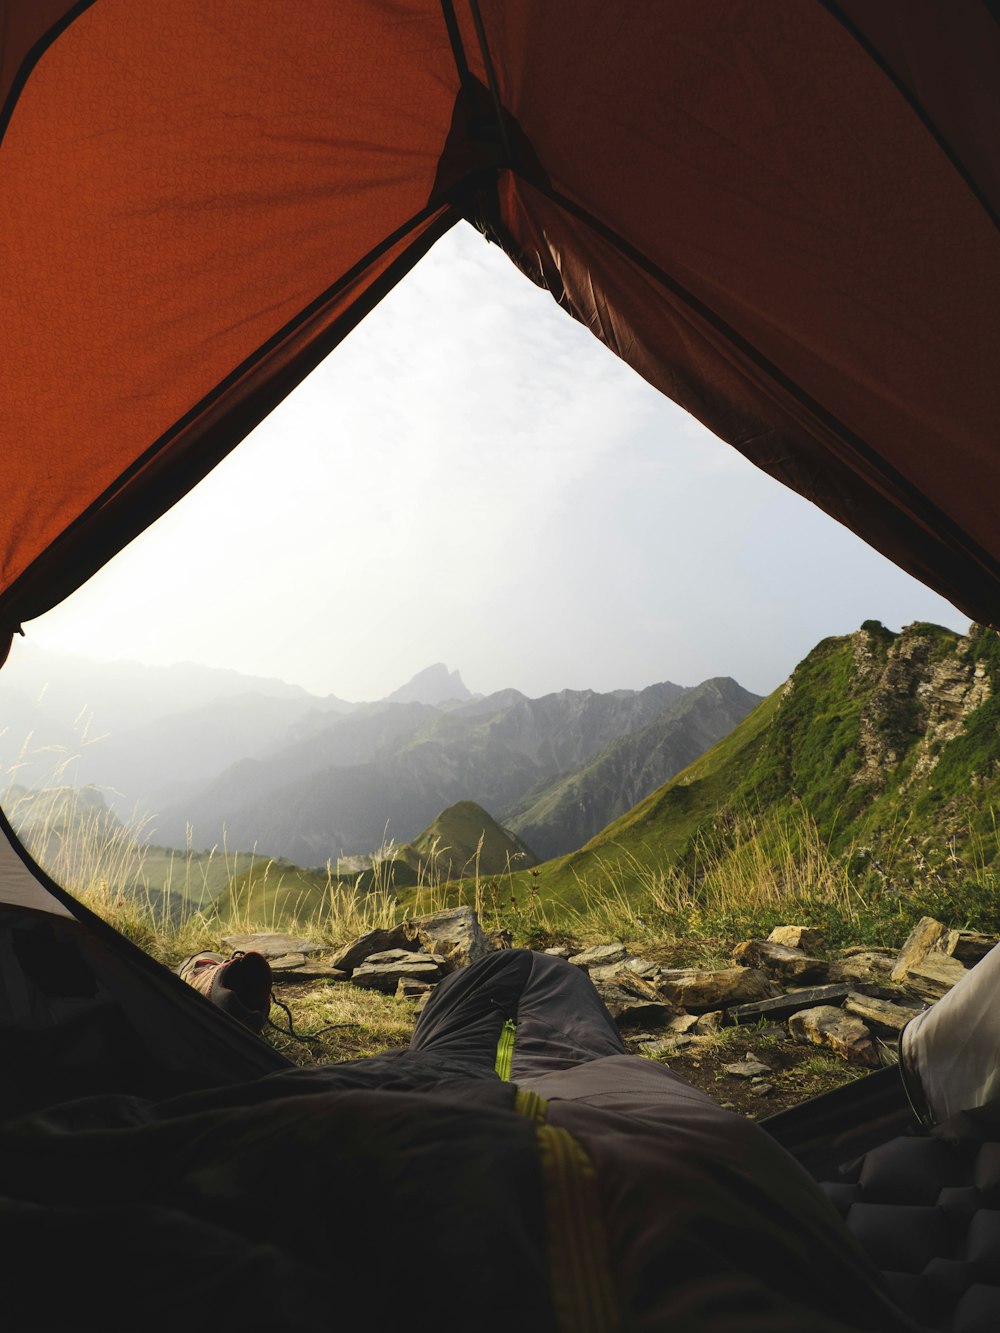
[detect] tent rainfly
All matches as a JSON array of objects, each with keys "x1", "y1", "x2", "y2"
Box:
[{"x1": 2, "y1": 4, "x2": 1000, "y2": 1330}]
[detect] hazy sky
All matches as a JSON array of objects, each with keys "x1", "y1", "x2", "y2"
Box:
[{"x1": 21, "y1": 222, "x2": 967, "y2": 702}]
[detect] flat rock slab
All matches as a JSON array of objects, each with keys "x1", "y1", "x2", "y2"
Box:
[
  {"x1": 271, "y1": 958, "x2": 349, "y2": 983},
  {"x1": 623, "y1": 956, "x2": 660, "y2": 980},
  {"x1": 351, "y1": 959, "x2": 444, "y2": 993},
  {"x1": 395, "y1": 978, "x2": 434, "y2": 999},
  {"x1": 903, "y1": 952, "x2": 968, "y2": 1001},
  {"x1": 639, "y1": 1035, "x2": 694, "y2": 1057},
  {"x1": 724, "y1": 1058, "x2": 773, "y2": 1079},
  {"x1": 788, "y1": 1005, "x2": 880, "y2": 1067},
  {"x1": 732, "y1": 939, "x2": 828, "y2": 984},
  {"x1": 330, "y1": 926, "x2": 414, "y2": 975},
  {"x1": 569, "y1": 942, "x2": 629, "y2": 969},
  {"x1": 267, "y1": 952, "x2": 307, "y2": 971},
  {"x1": 363, "y1": 948, "x2": 447, "y2": 967},
  {"x1": 589, "y1": 958, "x2": 661, "y2": 984},
  {"x1": 222, "y1": 933, "x2": 327, "y2": 959},
  {"x1": 726, "y1": 983, "x2": 851, "y2": 1025},
  {"x1": 827, "y1": 953, "x2": 894, "y2": 983},
  {"x1": 657, "y1": 967, "x2": 780, "y2": 1010},
  {"x1": 843, "y1": 991, "x2": 923, "y2": 1035}
]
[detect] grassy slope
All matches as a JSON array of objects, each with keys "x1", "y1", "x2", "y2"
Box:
[
  {"x1": 214, "y1": 799, "x2": 536, "y2": 924},
  {"x1": 399, "y1": 799, "x2": 537, "y2": 877},
  {"x1": 530, "y1": 688, "x2": 784, "y2": 908},
  {"x1": 524, "y1": 623, "x2": 1000, "y2": 922}
]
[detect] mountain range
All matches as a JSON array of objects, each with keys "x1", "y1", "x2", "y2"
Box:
[
  {"x1": 0, "y1": 646, "x2": 761, "y2": 866},
  {"x1": 150, "y1": 675, "x2": 759, "y2": 865}
]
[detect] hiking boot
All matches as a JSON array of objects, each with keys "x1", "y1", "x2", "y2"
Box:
[{"x1": 176, "y1": 950, "x2": 272, "y2": 1032}]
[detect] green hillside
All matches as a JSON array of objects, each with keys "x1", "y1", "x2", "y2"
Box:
[
  {"x1": 518, "y1": 621, "x2": 1000, "y2": 935},
  {"x1": 215, "y1": 799, "x2": 535, "y2": 923},
  {"x1": 398, "y1": 799, "x2": 537, "y2": 879}
]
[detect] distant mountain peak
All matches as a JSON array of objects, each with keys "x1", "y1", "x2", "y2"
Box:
[{"x1": 385, "y1": 663, "x2": 471, "y2": 706}]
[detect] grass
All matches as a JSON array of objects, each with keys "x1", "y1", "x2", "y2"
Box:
[
  {"x1": 7, "y1": 646, "x2": 1000, "y2": 1076},
  {"x1": 266, "y1": 980, "x2": 417, "y2": 1064},
  {"x1": 17, "y1": 774, "x2": 999, "y2": 974}
]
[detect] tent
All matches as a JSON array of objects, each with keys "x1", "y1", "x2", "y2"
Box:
[
  {"x1": 2, "y1": 3, "x2": 1000, "y2": 1328},
  {"x1": 2, "y1": 2, "x2": 1000, "y2": 658}
]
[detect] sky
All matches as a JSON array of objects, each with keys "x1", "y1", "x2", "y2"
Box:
[{"x1": 21, "y1": 222, "x2": 967, "y2": 702}]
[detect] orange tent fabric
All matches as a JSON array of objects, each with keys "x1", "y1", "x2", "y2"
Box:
[{"x1": 2, "y1": 1, "x2": 999, "y2": 665}]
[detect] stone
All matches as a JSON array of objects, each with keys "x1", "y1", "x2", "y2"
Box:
[
  {"x1": 402, "y1": 906, "x2": 493, "y2": 970},
  {"x1": 568, "y1": 942, "x2": 629, "y2": 970},
  {"x1": 594, "y1": 973, "x2": 677, "y2": 1028},
  {"x1": 665, "y1": 1014, "x2": 700, "y2": 1035},
  {"x1": 595, "y1": 970, "x2": 670, "y2": 1006},
  {"x1": 691, "y1": 1010, "x2": 723, "y2": 1035},
  {"x1": 590, "y1": 958, "x2": 661, "y2": 984},
  {"x1": 589, "y1": 961, "x2": 637, "y2": 983},
  {"x1": 623, "y1": 956, "x2": 660, "y2": 980},
  {"x1": 724, "y1": 1057, "x2": 773, "y2": 1079},
  {"x1": 329, "y1": 925, "x2": 414, "y2": 975},
  {"x1": 890, "y1": 916, "x2": 960, "y2": 983},
  {"x1": 657, "y1": 967, "x2": 781, "y2": 1010},
  {"x1": 952, "y1": 931, "x2": 998, "y2": 965},
  {"x1": 604, "y1": 997, "x2": 676, "y2": 1029},
  {"x1": 640, "y1": 1035, "x2": 693, "y2": 1058},
  {"x1": 395, "y1": 978, "x2": 434, "y2": 1000},
  {"x1": 751, "y1": 1083, "x2": 774, "y2": 1097},
  {"x1": 903, "y1": 952, "x2": 968, "y2": 1001},
  {"x1": 788, "y1": 1005, "x2": 880, "y2": 1067},
  {"x1": 412, "y1": 991, "x2": 431, "y2": 1017},
  {"x1": 768, "y1": 925, "x2": 826, "y2": 952},
  {"x1": 843, "y1": 991, "x2": 922, "y2": 1035},
  {"x1": 271, "y1": 959, "x2": 349, "y2": 983},
  {"x1": 838, "y1": 945, "x2": 896, "y2": 958},
  {"x1": 543, "y1": 946, "x2": 572, "y2": 959},
  {"x1": 222, "y1": 932, "x2": 328, "y2": 959},
  {"x1": 267, "y1": 953, "x2": 307, "y2": 971},
  {"x1": 726, "y1": 983, "x2": 851, "y2": 1025},
  {"x1": 827, "y1": 952, "x2": 894, "y2": 983},
  {"x1": 351, "y1": 958, "x2": 444, "y2": 993},
  {"x1": 732, "y1": 939, "x2": 828, "y2": 984},
  {"x1": 364, "y1": 948, "x2": 447, "y2": 967}
]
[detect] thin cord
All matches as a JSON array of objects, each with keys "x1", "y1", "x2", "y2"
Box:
[{"x1": 266, "y1": 992, "x2": 363, "y2": 1046}]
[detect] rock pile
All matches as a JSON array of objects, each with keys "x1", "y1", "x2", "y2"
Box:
[
  {"x1": 232, "y1": 906, "x2": 492, "y2": 1007},
  {"x1": 239, "y1": 909, "x2": 996, "y2": 1072},
  {"x1": 561, "y1": 917, "x2": 997, "y2": 1069}
]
